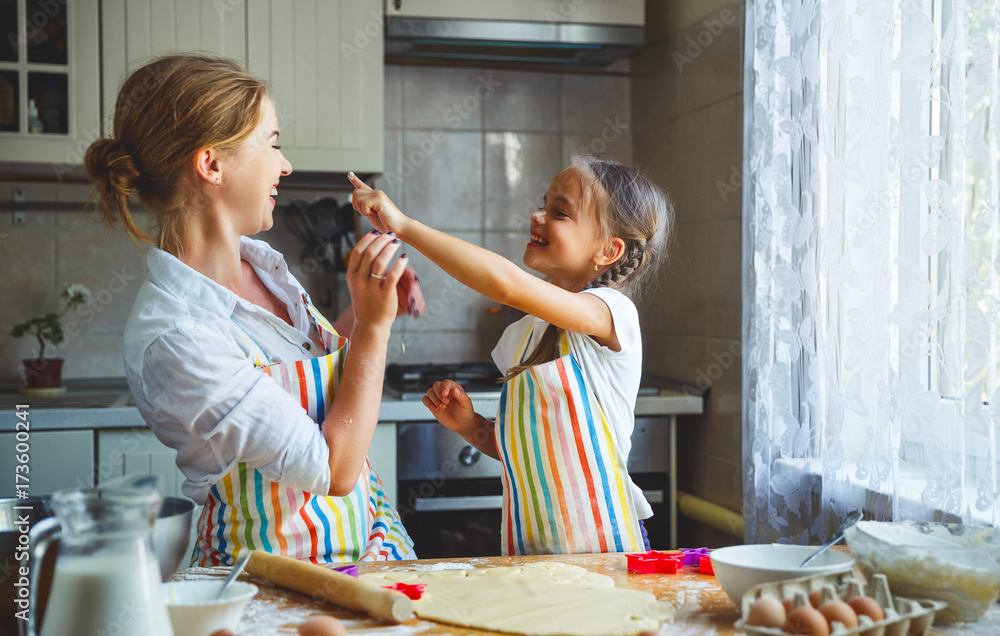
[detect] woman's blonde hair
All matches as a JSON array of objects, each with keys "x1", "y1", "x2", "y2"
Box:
[
  {"x1": 84, "y1": 54, "x2": 269, "y2": 254},
  {"x1": 504, "y1": 156, "x2": 674, "y2": 379}
]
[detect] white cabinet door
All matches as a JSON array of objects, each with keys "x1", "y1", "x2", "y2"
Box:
[
  {"x1": 0, "y1": 430, "x2": 94, "y2": 497},
  {"x1": 369, "y1": 422, "x2": 397, "y2": 505},
  {"x1": 95, "y1": 428, "x2": 187, "y2": 498},
  {"x1": 0, "y1": 0, "x2": 100, "y2": 166},
  {"x1": 100, "y1": 0, "x2": 248, "y2": 134},
  {"x1": 247, "y1": 0, "x2": 383, "y2": 173}
]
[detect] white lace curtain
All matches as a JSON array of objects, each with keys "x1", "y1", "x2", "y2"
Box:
[{"x1": 743, "y1": 0, "x2": 1000, "y2": 544}]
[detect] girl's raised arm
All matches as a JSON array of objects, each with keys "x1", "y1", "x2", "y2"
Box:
[{"x1": 349, "y1": 173, "x2": 621, "y2": 350}]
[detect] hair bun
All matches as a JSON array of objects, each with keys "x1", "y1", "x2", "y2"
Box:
[{"x1": 84, "y1": 137, "x2": 140, "y2": 195}]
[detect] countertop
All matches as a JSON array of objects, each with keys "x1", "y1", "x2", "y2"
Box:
[
  {"x1": 0, "y1": 378, "x2": 704, "y2": 432},
  {"x1": 173, "y1": 553, "x2": 738, "y2": 635},
  {"x1": 171, "y1": 552, "x2": 1000, "y2": 635}
]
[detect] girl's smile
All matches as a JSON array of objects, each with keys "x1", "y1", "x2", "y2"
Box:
[{"x1": 523, "y1": 167, "x2": 605, "y2": 290}]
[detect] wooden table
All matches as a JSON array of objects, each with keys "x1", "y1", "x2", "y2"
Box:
[{"x1": 172, "y1": 553, "x2": 1000, "y2": 635}]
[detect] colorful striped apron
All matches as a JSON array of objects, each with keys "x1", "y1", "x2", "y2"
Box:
[
  {"x1": 193, "y1": 294, "x2": 415, "y2": 565},
  {"x1": 495, "y1": 328, "x2": 643, "y2": 556}
]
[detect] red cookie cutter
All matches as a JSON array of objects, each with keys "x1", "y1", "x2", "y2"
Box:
[
  {"x1": 382, "y1": 582, "x2": 427, "y2": 600},
  {"x1": 626, "y1": 550, "x2": 685, "y2": 574},
  {"x1": 698, "y1": 554, "x2": 714, "y2": 575}
]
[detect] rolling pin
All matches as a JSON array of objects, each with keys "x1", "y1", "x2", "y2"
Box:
[{"x1": 245, "y1": 551, "x2": 413, "y2": 623}]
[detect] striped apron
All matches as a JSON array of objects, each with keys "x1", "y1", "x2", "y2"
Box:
[
  {"x1": 193, "y1": 294, "x2": 415, "y2": 565},
  {"x1": 496, "y1": 329, "x2": 643, "y2": 556}
]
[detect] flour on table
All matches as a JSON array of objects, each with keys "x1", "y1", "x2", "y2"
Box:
[
  {"x1": 406, "y1": 562, "x2": 477, "y2": 571},
  {"x1": 360, "y1": 561, "x2": 675, "y2": 636}
]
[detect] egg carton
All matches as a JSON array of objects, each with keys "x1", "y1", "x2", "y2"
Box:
[{"x1": 734, "y1": 571, "x2": 948, "y2": 636}]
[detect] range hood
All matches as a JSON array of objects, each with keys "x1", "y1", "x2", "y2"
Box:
[{"x1": 383, "y1": 0, "x2": 645, "y2": 68}]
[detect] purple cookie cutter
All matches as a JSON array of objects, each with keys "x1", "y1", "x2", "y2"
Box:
[{"x1": 680, "y1": 547, "x2": 709, "y2": 566}]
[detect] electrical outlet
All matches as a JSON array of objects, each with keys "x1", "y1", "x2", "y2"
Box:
[{"x1": 12, "y1": 187, "x2": 26, "y2": 227}]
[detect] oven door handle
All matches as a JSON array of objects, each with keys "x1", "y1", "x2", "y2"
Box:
[{"x1": 413, "y1": 495, "x2": 503, "y2": 512}]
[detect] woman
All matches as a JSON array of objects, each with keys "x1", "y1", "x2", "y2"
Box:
[{"x1": 84, "y1": 54, "x2": 416, "y2": 564}]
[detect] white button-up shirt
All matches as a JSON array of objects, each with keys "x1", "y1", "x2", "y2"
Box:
[{"x1": 124, "y1": 237, "x2": 332, "y2": 504}]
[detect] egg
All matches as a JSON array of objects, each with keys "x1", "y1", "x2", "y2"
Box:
[
  {"x1": 848, "y1": 595, "x2": 885, "y2": 622},
  {"x1": 819, "y1": 599, "x2": 859, "y2": 629},
  {"x1": 298, "y1": 614, "x2": 347, "y2": 636},
  {"x1": 785, "y1": 606, "x2": 830, "y2": 636},
  {"x1": 808, "y1": 589, "x2": 823, "y2": 608},
  {"x1": 746, "y1": 596, "x2": 787, "y2": 628},
  {"x1": 782, "y1": 597, "x2": 795, "y2": 615}
]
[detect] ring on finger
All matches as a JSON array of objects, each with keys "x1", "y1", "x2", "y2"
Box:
[{"x1": 370, "y1": 273, "x2": 385, "y2": 279}]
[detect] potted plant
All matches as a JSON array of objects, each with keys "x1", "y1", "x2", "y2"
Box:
[{"x1": 11, "y1": 283, "x2": 92, "y2": 392}]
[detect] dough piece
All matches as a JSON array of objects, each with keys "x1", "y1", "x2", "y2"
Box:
[{"x1": 360, "y1": 562, "x2": 674, "y2": 636}]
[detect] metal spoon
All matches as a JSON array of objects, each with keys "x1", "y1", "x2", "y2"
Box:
[
  {"x1": 800, "y1": 510, "x2": 863, "y2": 568},
  {"x1": 215, "y1": 551, "x2": 251, "y2": 600}
]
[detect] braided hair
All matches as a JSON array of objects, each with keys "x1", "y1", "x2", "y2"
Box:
[{"x1": 503, "y1": 156, "x2": 674, "y2": 379}]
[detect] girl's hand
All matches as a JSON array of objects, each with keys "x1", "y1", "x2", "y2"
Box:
[
  {"x1": 346, "y1": 230, "x2": 408, "y2": 334},
  {"x1": 348, "y1": 172, "x2": 409, "y2": 236},
  {"x1": 423, "y1": 380, "x2": 477, "y2": 433},
  {"x1": 396, "y1": 266, "x2": 425, "y2": 318}
]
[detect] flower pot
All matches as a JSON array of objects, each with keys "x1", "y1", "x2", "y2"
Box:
[{"x1": 22, "y1": 358, "x2": 64, "y2": 388}]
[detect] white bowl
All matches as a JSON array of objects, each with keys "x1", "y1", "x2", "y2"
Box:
[
  {"x1": 162, "y1": 580, "x2": 258, "y2": 636},
  {"x1": 710, "y1": 544, "x2": 855, "y2": 604}
]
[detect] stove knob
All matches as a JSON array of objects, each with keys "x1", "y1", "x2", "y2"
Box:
[{"x1": 458, "y1": 445, "x2": 480, "y2": 466}]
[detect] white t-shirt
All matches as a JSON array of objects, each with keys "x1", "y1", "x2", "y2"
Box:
[
  {"x1": 491, "y1": 287, "x2": 652, "y2": 519},
  {"x1": 124, "y1": 237, "x2": 333, "y2": 504}
]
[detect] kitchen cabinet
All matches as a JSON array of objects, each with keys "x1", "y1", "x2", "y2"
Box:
[
  {"x1": 246, "y1": 0, "x2": 383, "y2": 173},
  {"x1": 99, "y1": 0, "x2": 247, "y2": 122},
  {"x1": 0, "y1": 0, "x2": 100, "y2": 166},
  {"x1": 0, "y1": 429, "x2": 93, "y2": 498},
  {"x1": 96, "y1": 428, "x2": 187, "y2": 497},
  {"x1": 100, "y1": 0, "x2": 384, "y2": 174},
  {"x1": 369, "y1": 422, "x2": 396, "y2": 505}
]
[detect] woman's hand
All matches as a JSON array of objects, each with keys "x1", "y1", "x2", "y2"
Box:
[
  {"x1": 396, "y1": 266, "x2": 425, "y2": 318},
  {"x1": 346, "y1": 230, "x2": 408, "y2": 335},
  {"x1": 348, "y1": 172, "x2": 409, "y2": 236}
]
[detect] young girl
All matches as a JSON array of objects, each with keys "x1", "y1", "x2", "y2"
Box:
[{"x1": 349, "y1": 157, "x2": 672, "y2": 555}]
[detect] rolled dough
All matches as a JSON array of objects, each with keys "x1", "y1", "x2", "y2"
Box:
[{"x1": 360, "y1": 562, "x2": 674, "y2": 635}]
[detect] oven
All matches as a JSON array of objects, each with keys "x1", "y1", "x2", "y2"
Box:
[{"x1": 387, "y1": 363, "x2": 674, "y2": 558}]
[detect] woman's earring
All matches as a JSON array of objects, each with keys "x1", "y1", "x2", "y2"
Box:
[
  {"x1": 594, "y1": 264, "x2": 599, "y2": 272},
  {"x1": 214, "y1": 177, "x2": 222, "y2": 187}
]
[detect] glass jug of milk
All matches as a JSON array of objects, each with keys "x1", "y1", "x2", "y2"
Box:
[{"x1": 27, "y1": 475, "x2": 174, "y2": 636}]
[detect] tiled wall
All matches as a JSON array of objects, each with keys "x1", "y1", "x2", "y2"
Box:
[
  {"x1": 631, "y1": 2, "x2": 746, "y2": 547},
  {"x1": 0, "y1": 63, "x2": 633, "y2": 380}
]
